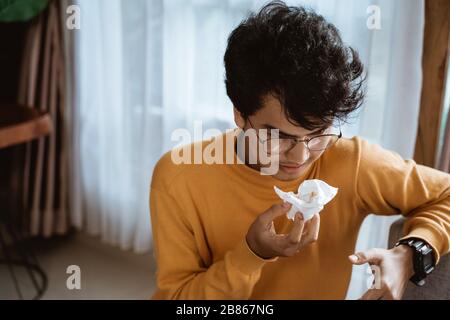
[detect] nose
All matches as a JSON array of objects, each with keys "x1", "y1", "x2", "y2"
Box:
[{"x1": 285, "y1": 142, "x2": 310, "y2": 164}]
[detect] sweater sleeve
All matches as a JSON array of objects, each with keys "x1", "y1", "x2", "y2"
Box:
[
  {"x1": 149, "y1": 187, "x2": 277, "y2": 300},
  {"x1": 355, "y1": 138, "x2": 450, "y2": 263}
]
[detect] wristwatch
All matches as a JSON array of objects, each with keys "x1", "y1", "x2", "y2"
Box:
[{"x1": 395, "y1": 237, "x2": 436, "y2": 287}]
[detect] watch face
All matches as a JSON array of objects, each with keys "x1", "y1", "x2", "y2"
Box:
[{"x1": 423, "y1": 252, "x2": 433, "y2": 267}]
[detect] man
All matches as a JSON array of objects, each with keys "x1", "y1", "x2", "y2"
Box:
[{"x1": 150, "y1": 1, "x2": 450, "y2": 299}]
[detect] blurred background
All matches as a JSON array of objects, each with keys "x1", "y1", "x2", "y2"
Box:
[{"x1": 0, "y1": 0, "x2": 449, "y2": 299}]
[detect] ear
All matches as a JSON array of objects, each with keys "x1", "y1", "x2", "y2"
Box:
[{"x1": 233, "y1": 107, "x2": 246, "y2": 129}]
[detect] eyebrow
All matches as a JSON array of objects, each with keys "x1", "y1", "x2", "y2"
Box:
[{"x1": 262, "y1": 124, "x2": 326, "y2": 138}]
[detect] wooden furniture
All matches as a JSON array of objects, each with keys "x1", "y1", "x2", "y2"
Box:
[
  {"x1": 414, "y1": 0, "x2": 450, "y2": 167},
  {"x1": 0, "y1": 105, "x2": 52, "y2": 300},
  {"x1": 0, "y1": 105, "x2": 53, "y2": 149}
]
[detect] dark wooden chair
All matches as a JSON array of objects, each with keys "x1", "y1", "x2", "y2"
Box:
[
  {"x1": 0, "y1": 105, "x2": 52, "y2": 148},
  {"x1": 0, "y1": 105, "x2": 52, "y2": 300}
]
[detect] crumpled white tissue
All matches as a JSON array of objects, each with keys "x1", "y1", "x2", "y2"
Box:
[{"x1": 274, "y1": 179, "x2": 338, "y2": 221}]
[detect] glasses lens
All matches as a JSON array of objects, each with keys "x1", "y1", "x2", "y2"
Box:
[
  {"x1": 265, "y1": 138, "x2": 298, "y2": 153},
  {"x1": 308, "y1": 135, "x2": 339, "y2": 151},
  {"x1": 263, "y1": 135, "x2": 340, "y2": 153}
]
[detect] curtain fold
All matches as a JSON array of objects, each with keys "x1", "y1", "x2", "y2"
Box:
[
  {"x1": 18, "y1": 0, "x2": 68, "y2": 237},
  {"x1": 438, "y1": 50, "x2": 450, "y2": 173},
  {"x1": 439, "y1": 108, "x2": 450, "y2": 173}
]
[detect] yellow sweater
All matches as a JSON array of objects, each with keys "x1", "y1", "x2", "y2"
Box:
[{"x1": 150, "y1": 129, "x2": 450, "y2": 299}]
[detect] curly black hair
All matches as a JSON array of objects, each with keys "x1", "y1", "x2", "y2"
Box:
[{"x1": 224, "y1": 1, "x2": 366, "y2": 130}]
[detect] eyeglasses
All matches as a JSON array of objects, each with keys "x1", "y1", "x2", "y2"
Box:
[{"x1": 247, "y1": 118, "x2": 342, "y2": 154}]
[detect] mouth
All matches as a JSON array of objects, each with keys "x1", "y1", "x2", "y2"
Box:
[{"x1": 279, "y1": 162, "x2": 306, "y2": 174}]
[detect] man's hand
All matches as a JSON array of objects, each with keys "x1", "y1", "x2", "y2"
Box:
[
  {"x1": 246, "y1": 202, "x2": 320, "y2": 259},
  {"x1": 349, "y1": 245, "x2": 414, "y2": 300}
]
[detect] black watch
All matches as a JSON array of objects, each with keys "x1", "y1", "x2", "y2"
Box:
[{"x1": 395, "y1": 237, "x2": 436, "y2": 287}]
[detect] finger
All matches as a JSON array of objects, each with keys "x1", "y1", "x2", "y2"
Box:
[
  {"x1": 308, "y1": 213, "x2": 320, "y2": 239},
  {"x1": 269, "y1": 221, "x2": 276, "y2": 234},
  {"x1": 259, "y1": 203, "x2": 292, "y2": 226},
  {"x1": 380, "y1": 292, "x2": 394, "y2": 300},
  {"x1": 349, "y1": 248, "x2": 383, "y2": 265},
  {"x1": 302, "y1": 213, "x2": 317, "y2": 230},
  {"x1": 273, "y1": 233, "x2": 291, "y2": 252},
  {"x1": 299, "y1": 214, "x2": 320, "y2": 245},
  {"x1": 287, "y1": 213, "x2": 305, "y2": 244},
  {"x1": 359, "y1": 288, "x2": 385, "y2": 300}
]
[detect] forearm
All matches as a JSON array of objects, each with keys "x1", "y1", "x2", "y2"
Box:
[
  {"x1": 153, "y1": 239, "x2": 274, "y2": 300},
  {"x1": 400, "y1": 196, "x2": 450, "y2": 263}
]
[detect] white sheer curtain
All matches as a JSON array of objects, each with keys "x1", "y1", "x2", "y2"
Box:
[{"x1": 71, "y1": 0, "x2": 424, "y2": 297}]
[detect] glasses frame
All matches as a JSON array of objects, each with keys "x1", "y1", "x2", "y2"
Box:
[{"x1": 246, "y1": 117, "x2": 342, "y2": 154}]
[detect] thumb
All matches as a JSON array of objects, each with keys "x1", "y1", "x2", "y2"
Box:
[
  {"x1": 259, "y1": 202, "x2": 292, "y2": 225},
  {"x1": 348, "y1": 249, "x2": 382, "y2": 265}
]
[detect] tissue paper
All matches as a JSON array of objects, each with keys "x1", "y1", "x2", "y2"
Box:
[{"x1": 274, "y1": 179, "x2": 338, "y2": 221}]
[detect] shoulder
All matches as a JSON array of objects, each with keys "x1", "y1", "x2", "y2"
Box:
[
  {"x1": 331, "y1": 136, "x2": 415, "y2": 190},
  {"x1": 150, "y1": 131, "x2": 229, "y2": 192},
  {"x1": 324, "y1": 135, "x2": 362, "y2": 165},
  {"x1": 332, "y1": 135, "x2": 404, "y2": 164},
  {"x1": 322, "y1": 135, "x2": 409, "y2": 185},
  {"x1": 150, "y1": 142, "x2": 199, "y2": 192},
  {"x1": 151, "y1": 150, "x2": 183, "y2": 191}
]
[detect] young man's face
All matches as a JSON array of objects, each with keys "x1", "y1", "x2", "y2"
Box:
[{"x1": 234, "y1": 94, "x2": 331, "y2": 181}]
